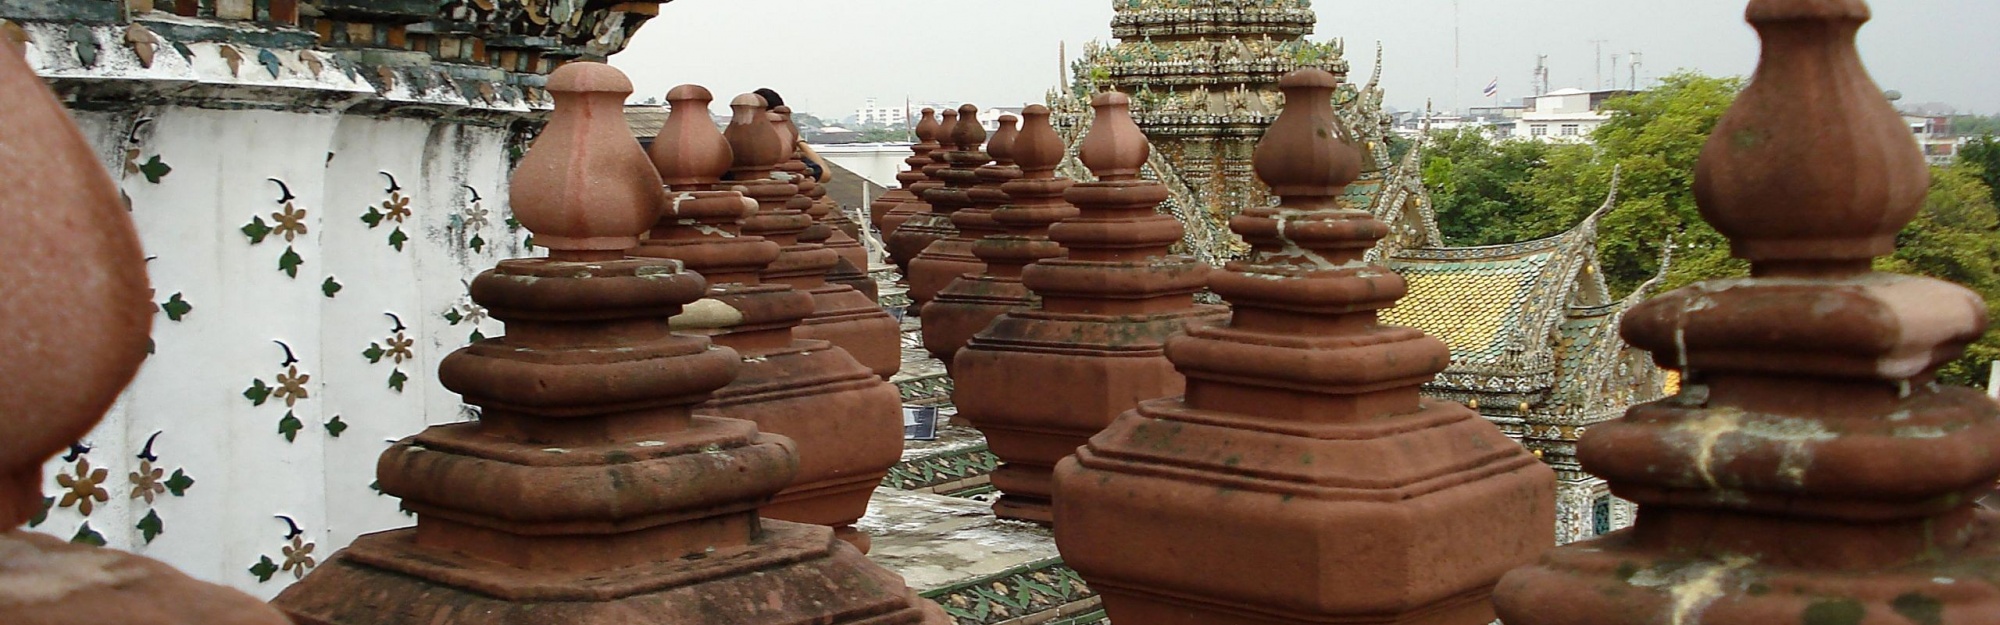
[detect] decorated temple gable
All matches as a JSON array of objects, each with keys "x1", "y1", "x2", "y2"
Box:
[{"x1": 1380, "y1": 179, "x2": 1669, "y2": 543}]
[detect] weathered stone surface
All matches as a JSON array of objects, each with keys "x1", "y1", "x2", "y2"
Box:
[
  {"x1": 923, "y1": 109, "x2": 1072, "y2": 374},
  {"x1": 886, "y1": 107, "x2": 958, "y2": 282},
  {"x1": 638, "y1": 88, "x2": 903, "y2": 553},
  {"x1": 954, "y1": 92, "x2": 1229, "y2": 525},
  {"x1": 1494, "y1": 2, "x2": 2000, "y2": 624},
  {"x1": 1055, "y1": 68, "x2": 1555, "y2": 625},
  {"x1": 272, "y1": 65, "x2": 944, "y2": 625},
  {"x1": 907, "y1": 104, "x2": 993, "y2": 314},
  {"x1": 877, "y1": 108, "x2": 939, "y2": 235}
]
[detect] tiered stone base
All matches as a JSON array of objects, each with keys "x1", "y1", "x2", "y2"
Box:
[{"x1": 278, "y1": 522, "x2": 949, "y2": 625}]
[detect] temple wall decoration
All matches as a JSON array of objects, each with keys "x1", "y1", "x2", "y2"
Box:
[{"x1": 4, "y1": 0, "x2": 666, "y2": 599}]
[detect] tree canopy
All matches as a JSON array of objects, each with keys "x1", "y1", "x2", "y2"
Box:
[{"x1": 1421, "y1": 71, "x2": 2000, "y2": 387}]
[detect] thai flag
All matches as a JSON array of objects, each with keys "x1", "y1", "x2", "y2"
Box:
[{"x1": 1482, "y1": 78, "x2": 1500, "y2": 98}]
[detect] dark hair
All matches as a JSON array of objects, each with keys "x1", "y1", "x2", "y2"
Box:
[{"x1": 753, "y1": 88, "x2": 785, "y2": 108}]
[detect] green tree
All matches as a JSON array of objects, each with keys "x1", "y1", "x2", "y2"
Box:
[{"x1": 1422, "y1": 71, "x2": 2000, "y2": 386}]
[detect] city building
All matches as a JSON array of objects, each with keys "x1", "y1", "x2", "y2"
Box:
[{"x1": 1514, "y1": 88, "x2": 1636, "y2": 142}]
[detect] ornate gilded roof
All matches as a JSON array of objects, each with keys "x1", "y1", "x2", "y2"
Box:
[{"x1": 1382, "y1": 180, "x2": 1619, "y2": 395}]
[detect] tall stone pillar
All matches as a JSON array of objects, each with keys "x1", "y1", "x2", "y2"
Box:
[
  {"x1": 923, "y1": 109, "x2": 1073, "y2": 372},
  {"x1": 1495, "y1": 2, "x2": 2000, "y2": 624},
  {"x1": 742, "y1": 103, "x2": 902, "y2": 380},
  {"x1": 885, "y1": 107, "x2": 960, "y2": 281},
  {"x1": 655, "y1": 90, "x2": 902, "y2": 553},
  {"x1": 877, "y1": 108, "x2": 941, "y2": 238},
  {"x1": 953, "y1": 92, "x2": 1229, "y2": 524},
  {"x1": 907, "y1": 104, "x2": 995, "y2": 314},
  {"x1": 0, "y1": 41, "x2": 289, "y2": 625},
  {"x1": 274, "y1": 63, "x2": 944, "y2": 625},
  {"x1": 1053, "y1": 69, "x2": 1555, "y2": 625}
]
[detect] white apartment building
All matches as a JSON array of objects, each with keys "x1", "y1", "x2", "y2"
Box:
[
  {"x1": 1514, "y1": 88, "x2": 1635, "y2": 143},
  {"x1": 854, "y1": 98, "x2": 910, "y2": 127}
]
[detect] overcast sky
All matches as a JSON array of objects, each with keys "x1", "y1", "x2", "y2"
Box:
[{"x1": 610, "y1": 0, "x2": 1999, "y2": 119}]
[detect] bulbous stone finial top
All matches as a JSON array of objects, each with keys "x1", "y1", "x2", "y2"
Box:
[
  {"x1": 1015, "y1": 105, "x2": 1063, "y2": 179},
  {"x1": 1253, "y1": 69, "x2": 1358, "y2": 204},
  {"x1": 989, "y1": 115, "x2": 1020, "y2": 167},
  {"x1": 936, "y1": 108, "x2": 961, "y2": 151},
  {"x1": 650, "y1": 84, "x2": 734, "y2": 188},
  {"x1": 726, "y1": 93, "x2": 783, "y2": 176},
  {"x1": 1694, "y1": 0, "x2": 1920, "y2": 273},
  {"x1": 769, "y1": 106, "x2": 798, "y2": 163},
  {"x1": 1079, "y1": 92, "x2": 1148, "y2": 181},
  {"x1": 914, "y1": 108, "x2": 939, "y2": 144},
  {"x1": 510, "y1": 61, "x2": 664, "y2": 259},
  {"x1": 0, "y1": 43, "x2": 153, "y2": 527},
  {"x1": 952, "y1": 104, "x2": 987, "y2": 152}
]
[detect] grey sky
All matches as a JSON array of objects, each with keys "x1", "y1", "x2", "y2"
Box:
[{"x1": 610, "y1": 0, "x2": 1999, "y2": 119}]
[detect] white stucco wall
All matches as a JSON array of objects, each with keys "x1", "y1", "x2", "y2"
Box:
[{"x1": 20, "y1": 19, "x2": 535, "y2": 599}]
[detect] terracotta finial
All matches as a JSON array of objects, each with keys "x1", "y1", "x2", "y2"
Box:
[
  {"x1": 649, "y1": 84, "x2": 734, "y2": 188},
  {"x1": 913, "y1": 107, "x2": 939, "y2": 145},
  {"x1": 725, "y1": 93, "x2": 783, "y2": 179},
  {"x1": 770, "y1": 105, "x2": 799, "y2": 163},
  {"x1": 1251, "y1": 68, "x2": 1358, "y2": 202},
  {"x1": 510, "y1": 62, "x2": 663, "y2": 259},
  {"x1": 1695, "y1": 0, "x2": 1920, "y2": 273},
  {"x1": 988, "y1": 115, "x2": 1020, "y2": 167},
  {"x1": 1078, "y1": 92, "x2": 1147, "y2": 181},
  {"x1": 953, "y1": 104, "x2": 987, "y2": 152},
  {"x1": 0, "y1": 37, "x2": 152, "y2": 529},
  {"x1": 935, "y1": 107, "x2": 961, "y2": 151},
  {"x1": 1014, "y1": 105, "x2": 1063, "y2": 179},
  {"x1": 1496, "y1": 2, "x2": 2000, "y2": 623}
]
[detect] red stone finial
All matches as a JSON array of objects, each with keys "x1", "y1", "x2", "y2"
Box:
[
  {"x1": 726, "y1": 93, "x2": 783, "y2": 180},
  {"x1": 1696, "y1": 0, "x2": 1919, "y2": 274},
  {"x1": 770, "y1": 106, "x2": 800, "y2": 164},
  {"x1": 1078, "y1": 92, "x2": 1147, "y2": 181},
  {"x1": 1237, "y1": 68, "x2": 1383, "y2": 267},
  {"x1": 884, "y1": 107, "x2": 962, "y2": 276},
  {"x1": 0, "y1": 41, "x2": 289, "y2": 625},
  {"x1": 649, "y1": 84, "x2": 733, "y2": 188},
  {"x1": 510, "y1": 62, "x2": 663, "y2": 260},
  {"x1": 935, "y1": 107, "x2": 961, "y2": 151},
  {"x1": 914, "y1": 107, "x2": 940, "y2": 145},
  {"x1": 1053, "y1": 67, "x2": 1553, "y2": 625},
  {"x1": 953, "y1": 104, "x2": 987, "y2": 153},
  {"x1": 1251, "y1": 69, "x2": 1358, "y2": 202},
  {"x1": 1014, "y1": 105, "x2": 1063, "y2": 179},
  {"x1": 956, "y1": 89, "x2": 1227, "y2": 523},
  {"x1": 989, "y1": 114, "x2": 1019, "y2": 167},
  {"x1": 1496, "y1": 3, "x2": 2000, "y2": 623}
]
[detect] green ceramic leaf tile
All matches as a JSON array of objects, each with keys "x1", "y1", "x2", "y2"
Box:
[
  {"x1": 28, "y1": 496, "x2": 52, "y2": 527},
  {"x1": 137, "y1": 509, "x2": 164, "y2": 544},
  {"x1": 244, "y1": 379, "x2": 273, "y2": 406},
  {"x1": 278, "y1": 246, "x2": 304, "y2": 278},
  {"x1": 249, "y1": 555, "x2": 279, "y2": 582},
  {"x1": 242, "y1": 216, "x2": 274, "y2": 244},
  {"x1": 324, "y1": 416, "x2": 347, "y2": 437},
  {"x1": 362, "y1": 343, "x2": 385, "y2": 364},
  {"x1": 164, "y1": 469, "x2": 194, "y2": 497},
  {"x1": 388, "y1": 227, "x2": 409, "y2": 251},
  {"x1": 321, "y1": 276, "x2": 342, "y2": 298},
  {"x1": 278, "y1": 412, "x2": 303, "y2": 442},
  {"x1": 138, "y1": 155, "x2": 172, "y2": 183},
  {"x1": 387, "y1": 369, "x2": 408, "y2": 392},
  {"x1": 70, "y1": 522, "x2": 107, "y2": 546},
  {"x1": 160, "y1": 292, "x2": 193, "y2": 322}
]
